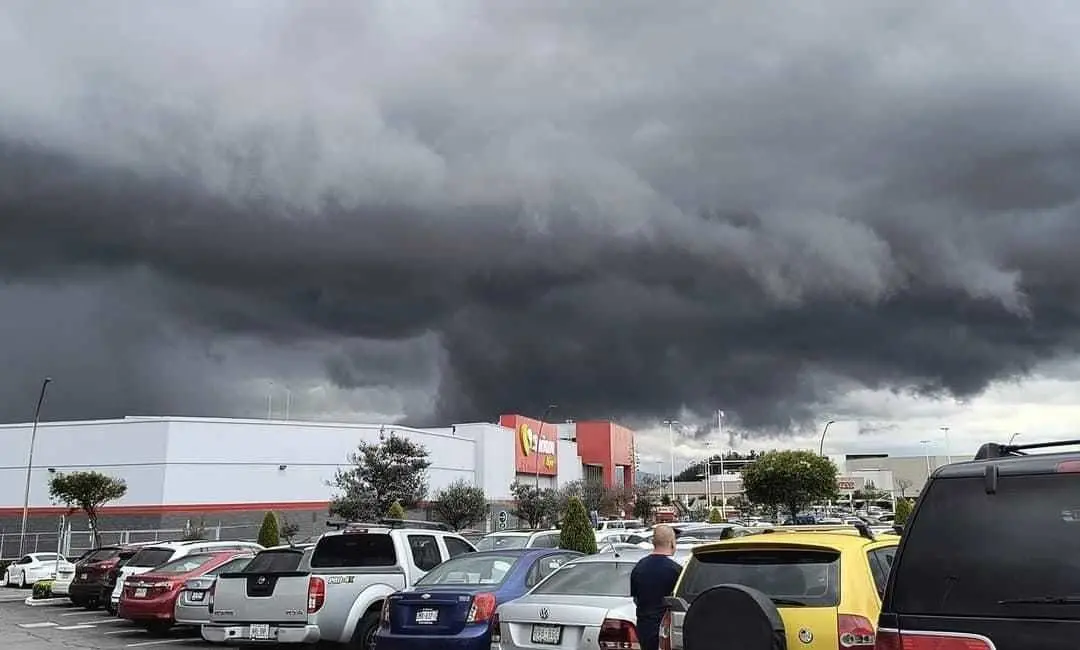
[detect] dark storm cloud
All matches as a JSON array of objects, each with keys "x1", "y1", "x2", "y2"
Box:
[{"x1": 3, "y1": 0, "x2": 1080, "y2": 430}]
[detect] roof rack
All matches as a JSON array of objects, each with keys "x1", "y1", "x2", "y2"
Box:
[
  {"x1": 975, "y1": 439, "x2": 1080, "y2": 460},
  {"x1": 326, "y1": 518, "x2": 450, "y2": 532},
  {"x1": 761, "y1": 522, "x2": 876, "y2": 541}
]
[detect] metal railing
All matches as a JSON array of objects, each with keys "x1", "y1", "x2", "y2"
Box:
[{"x1": 0, "y1": 522, "x2": 265, "y2": 560}]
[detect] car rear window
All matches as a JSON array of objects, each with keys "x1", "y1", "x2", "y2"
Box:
[
  {"x1": 891, "y1": 474, "x2": 1080, "y2": 619},
  {"x1": 531, "y1": 561, "x2": 634, "y2": 596},
  {"x1": 311, "y1": 533, "x2": 396, "y2": 568},
  {"x1": 82, "y1": 548, "x2": 121, "y2": 564},
  {"x1": 244, "y1": 549, "x2": 306, "y2": 573},
  {"x1": 678, "y1": 548, "x2": 840, "y2": 607},
  {"x1": 417, "y1": 553, "x2": 518, "y2": 586},
  {"x1": 150, "y1": 554, "x2": 214, "y2": 574},
  {"x1": 474, "y1": 535, "x2": 529, "y2": 551},
  {"x1": 127, "y1": 547, "x2": 177, "y2": 568}
]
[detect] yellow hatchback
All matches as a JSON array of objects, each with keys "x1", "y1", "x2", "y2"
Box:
[{"x1": 661, "y1": 526, "x2": 897, "y2": 650}]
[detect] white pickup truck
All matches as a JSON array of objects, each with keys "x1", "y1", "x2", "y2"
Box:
[{"x1": 202, "y1": 520, "x2": 476, "y2": 648}]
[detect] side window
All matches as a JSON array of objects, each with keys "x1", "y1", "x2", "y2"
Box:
[
  {"x1": 18, "y1": 556, "x2": 31, "y2": 565},
  {"x1": 867, "y1": 547, "x2": 896, "y2": 595},
  {"x1": 526, "y1": 553, "x2": 574, "y2": 587},
  {"x1": 531, "y1": 533, "x2": 558, "y2": 549},
  {"x1": 408, "y1": 535, "x2": 442, "y2": 572},
  {"x1": 444, "y1": 537, "x2": 475, "y2": 559}
]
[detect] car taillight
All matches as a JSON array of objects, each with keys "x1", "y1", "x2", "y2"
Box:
[
  {"x1": 658, "y1": 611, "x2": 672, "y2": 650},
  {"x1": 307, "y1": 577, "x2": 325, "y2": 614},
  {"x1": 599, "y1": 619, "x2": 640, "y2": 650},
  {"x1": 838, "y1": 614, "x2": 875, "y2": 647},
  {"x1": 1058, "y1": 460, "x2": 1080, "y2": 473},
  {"x1": 467, "y1": 592, "x2": 497, "y2": 623},
  {"x1": 207, "y1": 581, "x2": 216, "y2": 614},
  {"x1": 490, "y1": 612, "x2": 501, "y2": 643},
  {"x1": 380, "y1": 599, "x2": 391, "y2": 627},
  {"x1": 874, "y1": 629, "x2": 993, "y2": 650}
]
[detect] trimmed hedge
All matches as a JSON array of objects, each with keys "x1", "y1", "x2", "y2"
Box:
[
  {"x1": 32, "y1": 580, "x2": 54, "y2": 600},
  {"x1": 559, "y1": 497, "x2": 597, "y2": 554}
]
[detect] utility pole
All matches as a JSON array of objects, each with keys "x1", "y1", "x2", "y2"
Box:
[
  {"x1": 18, "y1": 377, "x2": 52, "y2": 558},
  {"x1": 718, "y1": 410, "x2": 727, "y2": 518},
  {"x1": 664, "y1": 420, "x2": 679, "y2": 504},
  {"x1": 940, "y1": 426, "x2": 951, "y2": 464}
]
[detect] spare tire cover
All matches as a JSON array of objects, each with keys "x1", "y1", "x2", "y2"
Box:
[{"x1": 683, "y1": 584, "x2": 786, "y2": 650}]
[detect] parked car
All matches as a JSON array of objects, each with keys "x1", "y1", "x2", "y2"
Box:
[
  {"x1": 102, "y1": 545, "x2": 153, "y2": 614},
  {"x1": 376, "y1": 548, "x2": 581, "y2": 650},
  {"x1": 52, "y1": 549, "x2": 93, "y2": 598},
  {"x1": 108, "y1": 540, "x2": 263, "y2": 613},
  {"x1": 202, "y1": 519, "x2": 476, "y2": 648},
  {"x1": 474, "y1": 529, "x2": 563, "y2": 551},
  {"x1": 663, "y1": 524, "x2": 898, "y2": 650},
  {"x1": 69, "y1": 545, "x2": 126, "y2": 608},
  {"x1": 877, "y1": 439, "x2": 1080, "y2": 649},
  {"x1": 175, "y1": 544, "x2": 310, "y2": 628},
  {"x1": 4, "y1": 553, "x2": 74, "y2": 588},
  {"x1": 119, "y1": 550, "x2": 255, "y2": 633}
]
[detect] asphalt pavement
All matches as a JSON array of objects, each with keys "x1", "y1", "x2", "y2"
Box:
[{"x1": 0, "y1": 586, "x2": 231, "y2": 650}]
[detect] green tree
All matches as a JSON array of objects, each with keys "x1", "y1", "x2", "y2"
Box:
[
  {"x1": 48, "y1": 471, "x2": 127, "y2": 546},
  {"x1": 510, "y1": 482, "x2": 557, "y2": 528},
  {"x1": 894, "y1": 498, "x2": 914, "y2": 525},
  {"x1": 257, "y1": 512, "x2": 280, "y2": 547},
  {"x1": 329, "y1": 434, "x2": 431, "y2": 521},
  {"x1": 708, "y1": 508, "x2": 725, "y2": 523},
  {"x1": 431, "y1": 480, "x2": 489, "y2": 531},
  {"x1": 559, "y1": 497, "x2": 597, "y2": 554},
  {"x1": 631, "y1": 477, "x2": 659, "y2": 522},
  {"x1": 742, "y1": 450, "x2": 838, "y2": 520},
  {"x1": 387, "y1": 500, "x2": 406, "y2": 519}
]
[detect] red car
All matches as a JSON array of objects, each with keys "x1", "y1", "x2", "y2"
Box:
[{"x1": 118, "y1": 551, "x2": 253, "y2": 633}]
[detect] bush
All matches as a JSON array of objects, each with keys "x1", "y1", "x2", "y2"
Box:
[
  {"x1": 559, "y1": 497, "x2": 597, "y2": 554},
  {"x1": 32, "y1": 580, "x2": 54, "y2": 600},
  {"x1": 257, "y1": 511, "x2": 281, "y2": 547},
  {"x1": 894, "y1": 498, "x2": 914, "y2": 525},
  {"x1": 708, "y1": 508, "x2": 725, "y2": 523},
  {"x1": 0, "y1": 561, "x2": 10, "y2": 576},
  {"x1": 387, "y1": 501, "x2": 406, "y2": 520}
]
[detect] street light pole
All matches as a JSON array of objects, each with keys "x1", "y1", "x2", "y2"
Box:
[
  {"x1": 718, "y1": 410, "x2": 727, "y2": 518},
  {"x1": 664, "y1": 420, "x2": 679, "y2": 503},
  {"x1": 534, "y1": 404, "x2": 557, "y2": 489},
  {"x1": 18, "y1": 377, "x2": 52, "y2": 558},
  {"x1": 818, "y1": 420, "x2": 836, "y2": 456},
  {"x1": 940, "y1": 426, "x2": 951, "y2": 464},
  {"x1": 1008, "y1": 432, "x2": 1021, "y2": 445},
  {"x1": 920, "y1": 440, "x2": 933, "y2": 481}
]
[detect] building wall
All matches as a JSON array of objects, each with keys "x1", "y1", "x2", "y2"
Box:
[{"x1": 845, "y1": 455, "x2": 949, "y2": 496}]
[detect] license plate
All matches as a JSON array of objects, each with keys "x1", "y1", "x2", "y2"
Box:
[
  {"x1": 188, "y1": 591, "x2": 205, "y2": 602},
  {"x1": 249, "y1": 623, "x2": 271, "y2": 640},
  {"x1": 415, "y1": 608, "x2": 439, "y2": 624},
  {"x1": 134, "y1": 588, "x2": 147, "y2": 598},
  {"x1": 531, "y1": 624, "x2": 562, "y2": 644},
  {"x1": 79, "y1": 573, "x2": 87, "y2": 580}
]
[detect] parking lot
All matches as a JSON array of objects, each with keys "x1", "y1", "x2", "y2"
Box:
[{"x1": 0, "y1": 587, "x2": 230, "y2": 650}]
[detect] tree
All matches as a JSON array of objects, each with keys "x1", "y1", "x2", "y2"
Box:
[
  {"x1": 708, "y1": 508, "x2": 725, "y2": 523},
  {"x1": 431, "y1": 480, "x2": 489, "y2": 531},
  {"x1": 387, "y1": 501, "x2": 406, "y2": 519},
  {"x1": 510, "y1": 482, "x2": 557, "y2": 528},
  {"x1": 559, "y1": 497, "x2": 597, "y2": 554},
  {"x1": 557, "y1": 480, "x2": 613, "y2": 515},
  {"x1": 279, "y1": 518, "x2": 300, "y2": 544},
  {"x1": 257, "y1": 512, "x2": 280, "y2": 547},
  {"x1": 48, "y1": 471, "x2": 127, "y2": 547},
  {"x1": 727, "y1": 494, "x2": 750, "y2": 512},
  {"x1": 329, "y1": 434, "x2": 431, "y2": 521},
  {"x1": 894, "y1": 498, "x2": 914, "y2": 525},
  {"x1": 631, "y1": 476, "x2": 659, "y2": 522},
  {"x1": 742, "y1": 450, "x2": 838, "y2": 520},
  {"x1": 895, "y1": 478, "x2": 913, "y2": 499}
]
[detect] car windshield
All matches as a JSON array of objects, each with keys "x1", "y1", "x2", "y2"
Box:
[
  {"x1": 127, "y1": 547, "x2": 178, "y2": 568},
  {"x1": 679, "y1": 548, "x2": 840, "y2": 607},
  {"x1": 244, "y1": 549, "x2": 306, "y2": 573},
  {"x1": 149, "y1": 554, "x2": 215, "y2": 574},
  {"x1": 474, "y1": 535, "x2": 529, "y2": 551},
  {"x1": 82, "y1": 548, "x2": 121, "y2": 563},
  {"x1": 891, "y1": 473, "x2": 1080, "y2": 619},
  {"x1": 416, "y1": 553, "x2": 519, "y2": 586},
  {"x1": 531, "y1": 561, "x2": 634, "y2": 596}
]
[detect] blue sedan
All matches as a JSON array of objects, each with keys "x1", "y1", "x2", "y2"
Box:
[{"x1": 376, "y1": 548, "x2": 582, "y2": 650}]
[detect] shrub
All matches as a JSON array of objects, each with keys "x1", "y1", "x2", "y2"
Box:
[
  {"x1": 387, "y1": 501, "x2": 406, "y2": 520},
  {"x1": 0, "y1": 561, "x2": 10, "y2": 576},
  {"x1": 894, "y1": 498, "x2": 914, "y2": 525},
  {"x1": 32, "y1": 580, "x2": 54, "y2": 600},
  {"x1": 257, "y1": 511, "x2": 281, "y2": 547},
  {"x1": 708, "y1": 508, "x2": 725, "y2": 523},
  {"x1": 559, "y1": 497, "x2": 597, "y2": 554}
]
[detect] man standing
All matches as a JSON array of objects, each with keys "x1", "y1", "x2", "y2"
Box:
[{"x1": 630, "y1": 525, "x2": 682, "y2": 650}]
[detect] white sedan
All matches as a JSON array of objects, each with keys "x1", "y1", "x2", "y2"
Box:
[{"x1": 4, "y1": 553, "x2": 74, "y2": 588}]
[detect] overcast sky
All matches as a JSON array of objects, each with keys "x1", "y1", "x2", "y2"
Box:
[{"x1": 4, "y1": 1, "x2": 1080, "y2": 461}]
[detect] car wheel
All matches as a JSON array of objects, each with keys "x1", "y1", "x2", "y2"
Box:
[
  {"x1": 144, "y1": 621, "x2": 172, "y2": 636},
  {"x1": 19, "y1": 572, "x2": 27, "y2": 589},
  {"x1": 683, "y1": 584, "x2": 786, "y2": 650},
  {"x1": 350, "y1": 610, "x2": 380, "y2": 650}
]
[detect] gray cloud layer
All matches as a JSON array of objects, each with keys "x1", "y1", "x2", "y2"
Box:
[{"x1": 3, "y1": 0, "x2": 1080, "y2": 430}]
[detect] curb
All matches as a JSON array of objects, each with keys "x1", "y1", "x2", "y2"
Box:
[{"x1": 24, "y1": 596, "x2": 70, "y2": 607}]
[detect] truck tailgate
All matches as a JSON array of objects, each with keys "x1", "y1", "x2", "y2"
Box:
[{"x1": 210, "y1": 570, "x2": 311, "y2": 624}]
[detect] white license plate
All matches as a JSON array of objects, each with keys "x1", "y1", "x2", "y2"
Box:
[
  {"x1": 249, "y1": 623, "x2": 271, "y2": 640},
  {"x1": 531, "y1": 624, "x2": 562, "y2": 645},
  {"x1": 188, "y1": 591, "x2": 205, "y2": 602},
  {"x1": 415, "y1": 608, "x2": 439, "y2": 624},
  {"x1": 134, "y1": 588, "x2": 147, "y2": 598}
]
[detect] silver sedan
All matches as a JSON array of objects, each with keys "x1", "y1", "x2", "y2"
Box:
[{"x1": 494, "y1": 550, "x2": 689, "y2": 650}]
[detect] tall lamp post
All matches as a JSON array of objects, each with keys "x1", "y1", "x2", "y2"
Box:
[
  {"x1": 940, "y1": 426, "x2": 952, "y2": 464},
  {"x1": 664, "y1": 420, "x2": 680, "y2": 503},
  {"x1": 18, "y1": 377, "x2": 52, "y2": 557},
  {"x1": 818, "y1": 420, "x2": 836, "y2": 456},
  {"x1": 533, "y1": 404, "x2": 557, "y2": 489},
  {"x1": 920, "y1": 440, "x2": 934, "y2": 481},
  {"x1": 1008, "y1": 432, "x2": 1021, "y2": 445}
]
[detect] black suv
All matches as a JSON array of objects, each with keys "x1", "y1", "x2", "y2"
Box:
[{"x1": 877, "y1": 439, "x2": 1080, "y2": 650}]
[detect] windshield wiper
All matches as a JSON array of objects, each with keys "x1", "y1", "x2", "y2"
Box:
[
  {"x1": 769, "y1": 598, "x2": 808, "y2": 607},
  {"x1": 999, "y1": 596, "x2": 1080, "y2": 605}
]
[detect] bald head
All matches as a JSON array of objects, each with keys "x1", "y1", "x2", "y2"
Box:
[{"x1": 652, "y1": 525, "x2": 676, "y2": 554}]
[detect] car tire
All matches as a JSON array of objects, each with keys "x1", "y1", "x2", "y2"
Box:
[
  {"x1": 144, "y1": 621, "x2": 172, "y2": 636},
  {"x1": 19, "y1": 572, "x2": 27, "y2": 589},
  {"x1": 350, "y1": 610, "x2": 380, "y2": 650},
  {"x1": 683, "y1": 584, "x2": 786, "y2": 650}
]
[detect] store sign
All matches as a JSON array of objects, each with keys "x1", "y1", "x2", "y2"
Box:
[
  {"x1": 509, "y1": 417, "x2": 558, "y2": 476},
  {"x1": 520, "y1": 424, "x2": 557, "y2": 456},
  {"x1": 837, "y1": 478, "x2": 861, "y2": 492}
]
